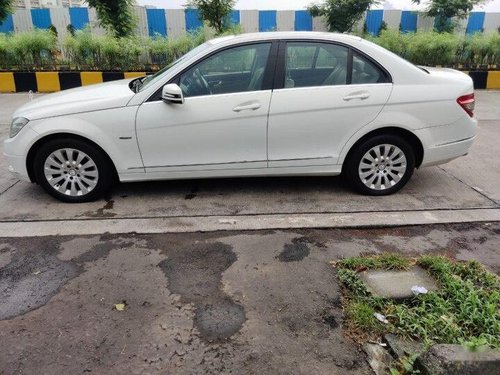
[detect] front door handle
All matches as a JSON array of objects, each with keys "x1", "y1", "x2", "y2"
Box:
[
  {"x1": 343, "y1": 92, "x2": 370, "y2": 101},
  {"x1": 233, "y1": 102, "x2": 261, "y2": 112}
]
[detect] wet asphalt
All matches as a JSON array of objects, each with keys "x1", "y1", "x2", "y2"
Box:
[{"x1": 1, "y1": 222, "x2": 499, "y2": 374}]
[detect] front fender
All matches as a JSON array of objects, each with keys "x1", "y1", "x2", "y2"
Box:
[{"x1": 27, "y1": 106, "x2": 144, "y2": 174}]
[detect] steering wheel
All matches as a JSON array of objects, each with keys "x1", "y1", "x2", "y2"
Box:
[{"x1": 193, "y1": 68, "x2": 212, "y2": 95}]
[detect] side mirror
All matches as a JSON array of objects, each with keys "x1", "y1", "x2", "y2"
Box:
[{"x1": 162, "y1": 83, "x2": 184, "y2": 104}]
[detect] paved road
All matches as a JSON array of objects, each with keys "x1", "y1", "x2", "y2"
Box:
[
  {"x1": 1, "y1": 222, "x2": 499, "y2": 374},
  {"x1": 0, "y1": 91, "x2": 499, "y2": 234}
]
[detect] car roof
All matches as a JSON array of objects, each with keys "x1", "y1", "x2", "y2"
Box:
[{"x1": 208, "y1": 31, "x2": 363, "y2": 46}]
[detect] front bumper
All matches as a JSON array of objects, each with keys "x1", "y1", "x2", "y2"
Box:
[
  {"x1": 3, "y1": 127, "x2": 39, "y2": 183},
  {"x1": 3, "y1": 152, "x2": 30, "y2": 182}
]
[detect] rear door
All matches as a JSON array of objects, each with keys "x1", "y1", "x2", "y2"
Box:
[{"x1": 267, "y1": 41, "x2": 393, "y2": 168}]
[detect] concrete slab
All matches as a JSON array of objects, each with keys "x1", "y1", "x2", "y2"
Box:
[
  {"x1": 359, "y1": 266, "x2": 439, "y2": 300},
  {"x1": 384, "y1": 333, "x2": 424, "y2": 360},
  {"x1": 364, "y1": 342, "x2": 394, "y2": 375},
  {"x1": 0, "y1": 167, "x2": 497, "y2": 222}
]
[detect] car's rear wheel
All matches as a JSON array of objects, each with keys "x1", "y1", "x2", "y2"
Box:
[
  {"x1": 33, "y1": 138, "x2": 113, "y2": 203},
  {"x1": 344, "y1": 134, "x2": 415, "y2": 195}
]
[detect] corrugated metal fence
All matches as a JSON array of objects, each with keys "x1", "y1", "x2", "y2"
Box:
[{"x1": 1, "y1": 7, "x2": 499, "y2": 37}]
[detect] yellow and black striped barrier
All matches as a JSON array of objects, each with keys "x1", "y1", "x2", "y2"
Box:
[
  {"x1": 0, "y1": 70, "x2": 499, "y2": 93},
  {"x1": 0, "y1": 71, "x2": 147, "y2": 93}
]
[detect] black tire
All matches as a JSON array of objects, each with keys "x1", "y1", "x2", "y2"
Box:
[
  {"x1": 33, "y1": 138, "x2": 114, "y2": 203},
  {"x1": 344, "y1": 134, "x2": 415, "y2": 196}
]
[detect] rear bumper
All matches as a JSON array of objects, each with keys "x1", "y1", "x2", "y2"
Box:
[{"x1": 420, "y1": 136, "x2": 475, "y2": 167}]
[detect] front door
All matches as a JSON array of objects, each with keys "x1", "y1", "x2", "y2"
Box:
[{"x1": 136, "y1": 42, "x2": 274, "y2": 172}]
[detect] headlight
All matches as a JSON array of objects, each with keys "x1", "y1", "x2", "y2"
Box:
[{"x1": 10, "y1": 117, "x2": 29, "y2": 138}]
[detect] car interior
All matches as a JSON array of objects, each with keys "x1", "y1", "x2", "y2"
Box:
[
  {"x1": 178, "y1": 41, "x2": 386, "y2": 98},
  {"x1": 179, "y1": 43, "x2": 272, "y2": 97}
]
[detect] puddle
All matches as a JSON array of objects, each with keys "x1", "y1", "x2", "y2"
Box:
[{"x1": 277, "y1": 240, "x2": 310, "y2": 262}]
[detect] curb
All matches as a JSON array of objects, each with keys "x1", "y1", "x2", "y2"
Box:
[
  {"x1": 0, "y1": 208, "x2": 498, "y2": 237},
  {"x1": 1, "y1": 70, "x2": 499, "y2": 93}
]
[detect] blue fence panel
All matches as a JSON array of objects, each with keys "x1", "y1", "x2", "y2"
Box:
[
  {"x1": 229, "y1": 10, "x2": 240, "y2": 25},
  {"x1": 69, "y1": 7, "x2": 89, "y2": 30},
  {"x1": 400, "y1": 11, "x2": 417, "y2": 33},
  {"x1": 294, "y1": 10, "x2": 312, "y2": 31},
  {"x1": 365, "y1": 9, "x2": 383, "y2": 35},
  {"x1": 466, "y1": 12, "x2": 485, "y2": 34},
  {"x1": 31, "y1": 8, "x2": 51, "y2": 29},
  {"x1": 146, "y1": 8, "x2": 167, "y2": 36},
  {"x1": 0, "y1": 14, "x2": 14, "y2": 33},
  {"x1": 185, "y1": 9, "x2": 202, "y2": 32},
  {"x1": 259, "y1": 10, "x2": 276, "y2": 32}
]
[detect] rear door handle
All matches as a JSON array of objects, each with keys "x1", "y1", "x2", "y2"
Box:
[
  {"x1": 343, "y1": 92, "x2": 370, "y2": 101},
  {"x1": 233, "y1": 102, "x2": 261, "y2": 112}
]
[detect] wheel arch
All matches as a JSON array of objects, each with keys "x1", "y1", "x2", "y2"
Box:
[
  {"x1": 341, "y1": 127, "x2": 424, "y2": 171},
  {"x1": 26, "y1": 133, "x2": 119, "y2": 183}
]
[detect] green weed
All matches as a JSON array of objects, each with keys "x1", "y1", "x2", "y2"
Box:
[{"x1": 337, "y1": 254, "x2": 500, "y2": 349}]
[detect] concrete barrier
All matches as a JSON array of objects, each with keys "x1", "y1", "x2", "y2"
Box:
[{"x1": 0, "y1": 70, "x2": 498, "y2": 93}]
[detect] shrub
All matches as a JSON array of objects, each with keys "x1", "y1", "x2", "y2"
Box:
[
  {"x1": 468, "y1": 32, "x2": 492, "y2": 65},
  {"x1": 0, "y1": 33, "x2": 14, "y2": 69},
  {"x1": 7, "y1": 29, "x2": 58, "y2": 70},
  {"x1": 371, "y1": 29, "x2": 412, "y2": 59},
  {"x1": 488, "y1": 32, "x2": 500, "y2": 65},
  {"x1": 1, "y1": 27, "x2": 498, "y2": 71},
  {"x1": 64, "y1": 29, "x2": 147, "y2": 70},
  {"x1": 406, "y1": 31, "x2": 459, "y2": 66}
]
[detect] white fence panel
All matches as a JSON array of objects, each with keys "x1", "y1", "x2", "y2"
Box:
[
  {"x1": 483, "y1": 12, "x2": 500, "y2": 32},
  {"x1": 166, "y1": 9, "x2": 186, "y2": 39},
  {"x1": 240, "y1": 10, "x2": 258, "y2": 33},
  {"x1": 134, "y1": 6, "x2": 148, "y2": 38},
  {"x1": 88, "y1": 7, "x2": 105, "y2": 35},
  {"x1": 12, "y1": 9, "x2": 33, "y2": 32},
  {"x1": 383, "y1": 10, "x2": 402, "y2": 29},
  {"x1": 454, "y1": 16, "x2": 469, "y2": 34},
  {"x1": 49, "y1": 7, "x2": 70, "y2": 46},
  {"x1": 312, "y1": 16, "x2": 328, "y2": 31},
  {"x1": 277, "y1": 10, "x2": 294, "y2": 31},
  {"x1": 417, "y1": 14, "x2": 434, "y2": 32}
]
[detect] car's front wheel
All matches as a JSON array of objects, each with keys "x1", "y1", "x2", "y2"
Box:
[
  {"x1": 33, "y1": 138, "x2": 114, "y2": 203},
  {"x1": 344, "y1": 134, "x2": 415, "y2": 195}
]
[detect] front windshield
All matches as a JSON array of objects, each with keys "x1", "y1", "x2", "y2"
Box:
[{"x1": 137, "y1": 42, "x2": 212, "y2": 92}]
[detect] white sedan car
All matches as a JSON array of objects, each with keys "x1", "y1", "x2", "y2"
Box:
[{"x1": 4, "y1": 32, "x2": 477, "y2": 203}]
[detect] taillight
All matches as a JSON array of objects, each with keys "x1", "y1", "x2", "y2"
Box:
[{"x1": 457, "y1": 93, "x2": 475, "y2": 118}]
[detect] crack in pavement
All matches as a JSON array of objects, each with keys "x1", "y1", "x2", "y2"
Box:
[
  {"x1": 437, "y1": 166, "x2": 500, "y2": 206},
  {"x1": 0, "y1": 180, "x2": 19, "y2": 197}
]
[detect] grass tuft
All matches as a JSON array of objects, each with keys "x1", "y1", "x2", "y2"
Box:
[{"x1": 337, "y1": 254, "x2": 500, "y2": 349}]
